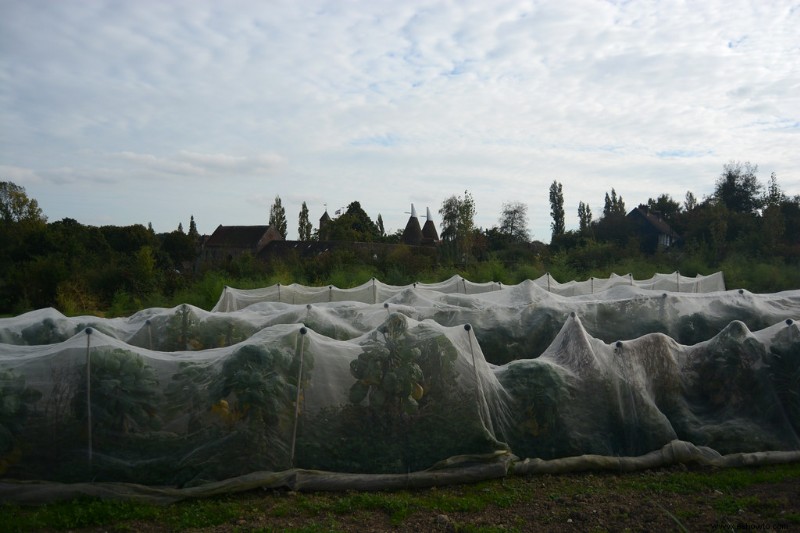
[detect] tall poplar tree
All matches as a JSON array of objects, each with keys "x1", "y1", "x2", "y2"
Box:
[
  {"x1": 298, "y1": 201, "x2": 312, "y2": 241},
  {"x1": 549, "y1": 181, "x2": 565, "y2": 241},
  {"x1": 269, "y1": 195, "x2": 288, "y2": 238},
  {"x1": 578, "y1": 201, "x2": 592, "y2": 234}
]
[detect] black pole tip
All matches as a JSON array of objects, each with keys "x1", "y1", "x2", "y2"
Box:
[
  {"x1": 464, "y1": 324, "x2": 472, "y2": 332},
  {"x1": 145, "y1": 319, "x2": 151, "y2": 326},
  {"x1": 739, "y1": 289, "x2": 744, "y2": 294},
  {"x1": 300, "y1": 327, "x2": 307, "y2": 335},
  {"x1": 384, "y1": 302, "x2": 389, "y2": 308},
  {"x1": 615, "y1": 341, "x2": 623, "y2": 348},
  {"x1": 662, "y1": 293, "x2": 668, "y2": 298},
  {"x1": 787, "y1": 319, "x2": 794, "y2": 326},
  {"x1": 570, "y1": 311, "x2": 576, "y2": 318},
  {"x1": 306, "y1": 304, "x2": 312, "y2": 310},
  {"x1": 85, "y1": 327, "x2": 93, "y2": 335}
]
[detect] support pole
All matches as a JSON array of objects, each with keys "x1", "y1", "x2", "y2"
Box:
[
  {"x1": 145, "y1": 319, "x2": 153, "y2": 351},
  {"x1": 290, "y1": 327, "x2": 308, "y2": 467},
  {"x1": 85, "y1": 327, "x2": 93, "y2": 468}
]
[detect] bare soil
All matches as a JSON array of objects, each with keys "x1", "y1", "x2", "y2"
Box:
[{"x1": 72, "y1": 464, "x2": 800, "y2": 532}]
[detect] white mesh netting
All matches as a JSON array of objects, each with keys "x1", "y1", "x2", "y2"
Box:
[
  {"x1": 211, "y1": 272, "x2": 726, "y2": 311},
  {"x1": 1, "y1": 272, "x2": 798, "y2": 502}
]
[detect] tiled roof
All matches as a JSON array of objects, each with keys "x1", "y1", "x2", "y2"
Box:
[{"x1": 204, "y1": 225, "x2": 271, "y2": 248}]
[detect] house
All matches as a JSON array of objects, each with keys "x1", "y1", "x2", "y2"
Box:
[
  {"x1": 201, "y1": 225, "x2": 283, "y2": 263},
  {"x1": 627, "y1": 206, "x2": 680, "y2": 253},
  {"x1": 201, "y1": 204, "x2": 440, "y2": 268}
]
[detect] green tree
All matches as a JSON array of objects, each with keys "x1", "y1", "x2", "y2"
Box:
[
  {"x1": 684, "y1": 191, "x2": 698, "y2": 212},
  {"x1": 324, "y1": 201, "x2": 380, "y2": 242},
  {"x1": 596, "y1": 189, "x2": 630, "y2": 246},
  {"x1": 377, "y1": 214, "x2": 385, "y2": 237},
  {"x1": 499, "y1": 201, "x2": 530, "y2": 243},
  {"x1": 549, "y1": 181, "x2": 565, "y2": 241},
  {"x1": 160, "y1": 230, "x2": 197, "y2": 269},
  {"x1": 762, "y1": 173, "x2": 786, "y2": 254},
  {"x1": 577, "y1": 201, "x2": 593, "y2": 235},
  {"x1": 269, "y1": 195, "x2": 288, "y2": 237},
  {"x1": 764, "y1": 172, "x2": 786, "y2": 208},
  {"x1": 188, "y1": 215, "x2": 199, "y2": 241},
  {"x1": 602, "y1": 188, "x2": 626, "y2": 218},
  {"x1": 714, "y1": 161, "x2": 763, "y2": 214},
  {"x1": 0, "y1": 181, "x2": 46, "y2": 225},
  {"x1": 646, "y1": 194, "x2": 682, "y2": 224},
  {"x1": 439, "y1": 190, "x2": 476, "y2": 260},
  {"x1": 72, "y1": 349, "x2": 161, "y2": 435},
  {"x1": 298, "y1": 202, "x2": 312, "y2": 241}
]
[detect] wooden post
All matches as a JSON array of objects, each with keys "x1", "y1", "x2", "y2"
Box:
[{"x1": 85, "y1": 328, "x2": 93, "y2": 468}]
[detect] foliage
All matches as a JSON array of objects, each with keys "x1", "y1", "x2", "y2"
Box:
[
  {"x1": 439, "y1": 190, "x2": 476, "y2": 261},
  {"x1": 206, "y1": 343, "x2": 304, "y2": 473},
  {"x1": 1, "y1": 164, "x2": 799, "y2": 317},
  {"x1": 498, "y1": 201, "x2": 530, "y2": 243},
  {"x1": 0, "y1": 181, "x2": 46, "y2": 225},
  {"x1": 603, "y1": 188, "x2": 626, "y2": 217},
  {"x1": 269, "y1": 195, "x2": 288, "y2": 238},
  {"x1": 577, "y1": 201, "x2": 592, "y2": 235},
  {"x1": 714, "y1": 161, "x2": 763, "y2": 214},
  {"x1": 549, "y1": 181, "x2": 565, "y2": 241},
  {"x1": 0, "y1": 369, "x2": 42, "y2": 459},
  {"x1": 647, "y1": 194, "x2": 682, "y2": 225},
  {"x1": 297, "y1": 201, "x2": 312, "y2": 241},
  {"x1": 299, "y1": 316, "x2": 500, "y2": 473},
  {"x1": 349, "y1": 314, "x2": 426, "y2": 416},
  {"x1": 322, "y1": 201, "x2": 381, "y2": 242},
  {"x1": 72, "y1": 349, "x2": 161, "y2": 435}
]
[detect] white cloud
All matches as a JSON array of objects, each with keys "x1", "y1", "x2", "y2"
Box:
[{"x1": 0, "y1": 0, "x2": 798, "y2": 240}]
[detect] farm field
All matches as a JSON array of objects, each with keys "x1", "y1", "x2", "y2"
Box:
[
  {"x1": 5, "y1": 462, "x2": 800, "y2": 532},
  {"x1": 1, "y1": 273, "x2": 798, "y2": 517}
]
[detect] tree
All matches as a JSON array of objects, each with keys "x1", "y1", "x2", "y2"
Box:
[
  {"x1": 298, "y1": 202, "x2": 312, "y2": 241},
  {"x1": 323, "y1": 201, "x2": 380, "y2": 242},
  {"x1": 602, "y1": 188, "x2": 626, "y2": 218},
  {"x1": 498, "y1": 201, "x2": 530, "y2": 243},
  {"x1": 646, "y1": 194, "x2": 682, "y2": 224},
  {"x1": 714, "y1": 161, "x2": 763, "y2": 214},
  {"x1": 578, "y1": 201, "x2": 593, "y2": 234},
  {"x1": 439, "y1": 190, "x2": 476, "y2": 259},
  {"x1": 177, "y1": 222, "x2": 184, "y2": 234},
  {"x1": 376, "y1": 214, "x2": 385, "y2": 237},
  {"x1": 0, "y1": 181, "x2": 46, "y2": 225},
  {"x1": 549, "y1": 181, "x2": 565, "y2": 241},
  {"x1": 269, "y1": 195, "x2": 288, "y2": 238},
  {"x1": 684, "y1": 191, "x2": 697, "y2": 212},
  {"x1": 762, "y1": 173, "x2": 786, "y2": 253},
  {"x1": 188, "y1": 215, "x2": 199, "y2": 241},
  {"x1": 764, "y1": 172, "x2": 786, "y2": 208}
]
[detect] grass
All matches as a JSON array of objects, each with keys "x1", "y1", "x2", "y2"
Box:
[{"x1": 4, "y1": 463, "x2": 799, "y2": 532}]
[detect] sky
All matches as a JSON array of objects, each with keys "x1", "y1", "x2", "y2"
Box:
[{"x1": 1, "y1": 0, "x2": 798, "y2": 242}]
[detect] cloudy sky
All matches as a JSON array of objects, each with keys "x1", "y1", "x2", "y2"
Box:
[{"x1": 1, "y1": 0, "x2": 798, "y2": 241}]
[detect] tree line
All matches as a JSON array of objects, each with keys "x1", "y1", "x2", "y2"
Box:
[{"x1": 1, "y1": 161, "x2": 798, "y2": 316}]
